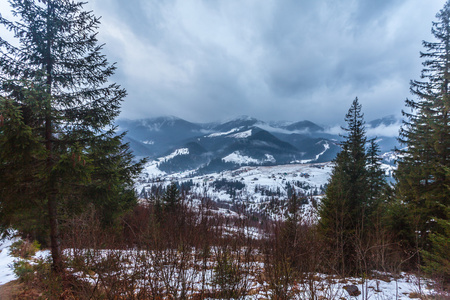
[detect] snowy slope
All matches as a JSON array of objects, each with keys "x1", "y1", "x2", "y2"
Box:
[{"x1": 137, "y1": 162, "x2": 333, "y2": 213}]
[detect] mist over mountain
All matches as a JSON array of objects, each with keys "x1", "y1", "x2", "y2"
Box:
[{"x1": 116, "y1": 115, "x2": 401, "y2": 175}]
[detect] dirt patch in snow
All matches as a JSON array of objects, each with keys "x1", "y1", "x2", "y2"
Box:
[
  {"x1": 0, "y1": 280, "x2": 43, "y2": 300},
  {"x1": 0, "y1": 280, "x2": 21, "y2": 299}
]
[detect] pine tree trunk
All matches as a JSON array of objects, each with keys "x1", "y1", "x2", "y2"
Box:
[
  {"x1": 45, "y1": 0, "x2": 63, "y2": 273},
  {"x1": 46, "y1": 114, "x2": 63, "y2": 273},
  {"x1": 48, "y1": 192, "x2": 63, "y2": 273}
]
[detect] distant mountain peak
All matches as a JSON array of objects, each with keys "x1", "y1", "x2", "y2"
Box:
[
  {"x1": 153, "y1": 115, "x2": 182, "y2": 121},
  {"x1": 116, "y1": 115, "x2": 398, "y2": 174},
  {"x1": 368, "y1": 115, "x2": 401, "y2": 128},
  {"x1": 214, "y1": 116, "x2": 260, "y2": 132},
  {"x1": 226, "y1": 115, "x2": 257, "y2": 122},
  {"x1": 285, "y1": 120, "x2": 324, "y2": 132}
]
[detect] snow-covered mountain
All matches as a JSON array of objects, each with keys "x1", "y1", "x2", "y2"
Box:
[{"x1": 116, "y1": 115, "x2": 401, "y2": 176}]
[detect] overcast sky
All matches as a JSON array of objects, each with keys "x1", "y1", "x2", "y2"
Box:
[{"x1": 0, "y1": 0, "x2": 447, "y2": 124}]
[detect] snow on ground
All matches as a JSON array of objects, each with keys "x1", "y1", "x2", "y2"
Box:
[
  {"x1": 136, "y1": 162, "x2": 333, "y2": 221},
  {"x1": 0, "y1": 236, "x2": 50, "y2": 286},
  {"x1": 230, "y1": 129, "x2": 252, "y2": 138},
  {"x1": 381, "y1": 162, "x2": 396, "y2": 179},
  {"x1": 263, "y1": 154, "x2": 276, "y2": 163},
  {"x1": 140, "y1": 160, "x2": 167, "y2": 179},
  {"x1": 0, "y1": 237, "x2": 444, "y2": 299},
  {"x1": 0, "y1": 235, "x2": 447, "y2": 299},
  {"x1": 207, "y1": 127, "x2": 241, "y2": 138},
  {"x1": 222, "y1": 152, "x2": 277, "y2": 166},
  {"x1": 223, "y1": 151, "x2": 260, "y2": 165},
  {"x1": 287, "y1": 272, "x2": 441, "y2": 299},
  {"x1": 159, "y1": 148, "x2": 189, "y2": 162},
  {"x1": 292, "y1": 141, "x2": 330, "y2": 164},
  {"x1": 138, "y1": 162, "x2": 332, "y2": 200},
  {"x1": 0, "y1": 236, "x2": 18, "y2": 285},
  {"x1": 138, "y1": 148, "x2": 194, "y2": 180}
]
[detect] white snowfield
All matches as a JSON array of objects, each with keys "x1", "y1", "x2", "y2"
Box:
[
  {"x1": 223, "y1": 151, "x2": 260, "y2": 165},
  {"x1": 138, "y1": 147, "x2": 192, "y2": 179},
  {"x1": 0, "y1": 236, "x2": 50, "y2": 286},
  {"x1": 229, "y1": 129, "x2": 252, "y2": 138},
  {"x1": 222, "y1": 152, "x2": 276, "y2": 165},
  {"x1": 137, "y1": 162, "x2": 333, "y2": 206},
  {"x1": 0, "y1": 236, "x2": 445, "y2": 299},
  {"x1": 0, "y1": 236, "x2": 17, "y2": 285},
  {"x1": 207, "y1": 127, "x2": 241, "y2": 138},
  {"x1": 159, "y1": 148, "x2": 189, "y2": 162}
]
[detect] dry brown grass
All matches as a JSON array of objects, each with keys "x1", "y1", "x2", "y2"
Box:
[{"x1": 0, "y1": 280, "x2": 42, "y2": 300}]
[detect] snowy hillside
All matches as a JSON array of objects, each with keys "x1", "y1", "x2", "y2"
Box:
[
  {"x1": 137, "y1": 162, "x2": 333, "y2": 219},
  {"x1": 117, "y1": 115, "x2": 401, "y2": 175}
]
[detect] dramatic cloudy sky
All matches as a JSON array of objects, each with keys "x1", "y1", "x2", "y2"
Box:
[{"x1": 0, "y1": 0, "x2": 447, "y2": 124}]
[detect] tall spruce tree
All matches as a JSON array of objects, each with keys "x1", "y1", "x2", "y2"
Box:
[
  {"x1": 396, "y1": 0, "x2": 450, "y2": 250},
  {"x1": 366, "y1": 139, "x2": 386, "y2": 211},
  {"x1": 340, "y1": 97, "x2": 368, "y2": 220},
  {"x1": 0, "y1": 0, "x2": 144, "y2": 272},
  {"x1": 422, "y1": 206, "x2": 450, "y2": 288},
  {"x1": 163, "y1": 182, "x2": 181, "y2": 214},
  {"x1": 318, "y1": 97, "x2": 379, "y2": 275}
]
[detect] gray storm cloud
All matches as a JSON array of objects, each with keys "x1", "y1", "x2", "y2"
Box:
[{"x1": 0, "y1": 0, "x2": 446, "y2": 125}]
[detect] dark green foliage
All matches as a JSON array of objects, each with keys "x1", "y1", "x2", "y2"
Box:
[
  {"x1": 80, "y1": 130, "x2": 142, "y2": 227},
  {"x1": 9, "y1": 239, "x2": 41, "y2": 259},
  {"x1": 213, "y1": 179, "x2": 245, "y2": 191},
  {"x1": 422, "y1": 207, "x2": 450, "y2": 288},
  {"x1": 0, "y1": 0, "x2": 144, "y2": 271},
  {"x1": 213, "y1": 248, "x2": 244, "y2": 298},
  {"x1": 366, "y1": 138, "x2": 390, "y2": 234},
  {"x1": 213, "y1": 178, "x2": 245, "y2": 198},
  {"x1": 396, "y1": 1, "x2": 450, "y2": 250},
  {"x1": 0, "y1": 95, "x2": 48, "y2": 240},
  {"x1": 318, "y1": 147, "x2": 355, "y2": 274},
  {"x1": 162, "y1": 182, "x2": 181, "y2": 213},
  {"x1": 367, "y1": 139, "x2": 386, "y2": 204},
  {"x1": 318, "y1": 98, "x2": 387, "y2": 275},
  {"x1": 179, "y1": 179, "x2": 195, "y2": 194},
  {"x1": 339, "y1": 98, "x2": 368, "y2": 219}
]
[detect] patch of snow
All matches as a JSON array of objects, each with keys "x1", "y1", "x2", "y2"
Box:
[
  {"x1": 140, "y1": 161, "x2": 166, "y2": 178},
  {"x1": 0, "y1": 236, "x2": 18, "y2": 285},
  {"x1": 264, "y1": 154, "x2": 276, "y2": 163},
  {"x1": 207, "y1": 127, "x2": 241, "y2": 138},
  {"x1": 223, "y1": 152, "x2": 260, "y2": 165},
  {"x1": 0, "y1": 234, "x2": 51, "y2": 286},
  {"x1": 138, "y1": 148, "x2": 191, "y2": 180},
  {"x1": 381, "y1": 149, "x2": 402, "y2": 163},
  {"x1": 294, "y1": 141, "x2": 330, "y2": 164},
  {"x1": 229, "y1": 129, "x2": 252, "y2": 139},
  {"x1": 158, "y1": 148, "x2": 189, "y2": 163},
  {"x1": 136, "y1": 162, "x2": 333, "y2": 215},
  {"x1": 142, "y1": 140, "x2": 154, "y2": 145},
  {"x1": 222, "y1": 152, "x2": 276, "y2": 165},
  {"x1": 0, "y1": 236, "x2": 445, "y2": 299}
]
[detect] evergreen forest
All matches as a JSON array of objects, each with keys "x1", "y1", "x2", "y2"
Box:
[{"x1": 0, "y1": 0, "x2": 448, "y2": 299}]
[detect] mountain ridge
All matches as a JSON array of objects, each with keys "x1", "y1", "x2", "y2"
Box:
[{"x1": 116, "y1": 115, "x2": 400, "y2": 175}]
